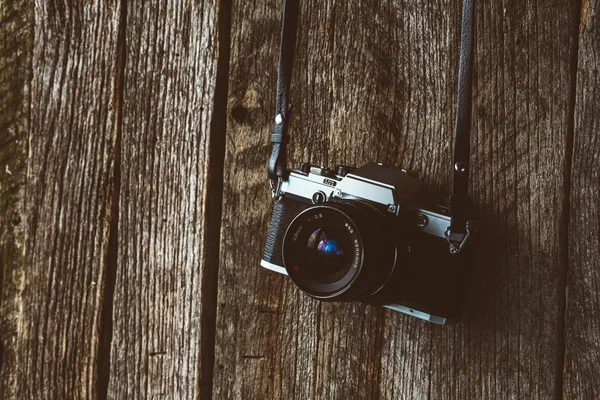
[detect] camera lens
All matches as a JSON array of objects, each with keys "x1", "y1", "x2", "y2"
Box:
[
  {"x1": 282, "y1": 202, "x2": 397, "y2": 301},
  {"x1": 306, "y1": 227, "x2": 349, "y2": 278}
]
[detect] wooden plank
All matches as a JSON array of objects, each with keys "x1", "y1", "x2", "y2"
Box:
[
  {"x1": 107, "y1": 0, "x2": 227, "y2": 398},
  {"x1": 0, "y1": 0, "x2": 32, "y2": 397},
  {"x1": 214, "y1": 1, "x2": 320, "y2": 396},
  {"x1": 214, "y1": 1, "x2": 454, "y2": 398},
  {"x1": 10, "y1": 1, "x2": 125, "y2": 399},
  {"x1": 564, "y1": 0, "x2": 600, "y2": 398},
  {"x1": 214, "y1": 1, "x2": 575, "y2": 399},
  {"x1": 429, "y1": 1, "x2": 576, "y2": 399}
]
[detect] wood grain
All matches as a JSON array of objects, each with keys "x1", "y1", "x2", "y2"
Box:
[
  {"x1": 107, "y1": 0, "x2": 226, "y2": 399},
  {"x1": 1, "y1": 0, "x2": 595, "y2": 398},
  {"x1": 564, "y1": 0, "x2": 600, "y2": 398},
  {"x1": 11, "y1": 1, "x2": 124, "y2": 399},
  {"x1": 0, "y1": 0, "x2": 32, "y2": 397},
  {"x1": 213, "y1": 0, "x2": 576, "y2": 399},
  {"x1": 430, "y1": 1, "x2": 578, "y2": 399},
  {"x1": 214, "y1": 0, "x2": 458, "y2": 398}
]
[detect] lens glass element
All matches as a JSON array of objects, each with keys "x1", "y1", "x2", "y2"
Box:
[
  {"x1": 283, "y1": 202, "x2": 397, "y2": 301},
  {"x1": 306, "y1": 228, "x2": 347, "y2": 276},
  {"x1": 283, "y1": 205, "x2": 364, "y2": 298}
]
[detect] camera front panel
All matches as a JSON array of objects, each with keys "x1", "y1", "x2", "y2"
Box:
[
  {"x1": 373, "y1": 229, "x2": 474, "y2": 322},
  {"x1": 262, "y1": 197, "x2": 312, "y2": 273}
]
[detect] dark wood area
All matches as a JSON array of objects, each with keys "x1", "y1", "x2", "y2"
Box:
[
  {"x1": 564, "y1": 0, "x2": 600, "y2": 398},
  {"x1": 0, "y1": 0, "x2": 598, "y2": 399},
  {"x1": 0, "y1": 0, "x2": 32, "y2": 397}
]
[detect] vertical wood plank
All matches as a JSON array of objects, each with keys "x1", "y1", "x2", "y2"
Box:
[
  {"x1": 564, "y1": 0, "x2": 600, "y2": 398},
  {"x1": 213, "y1": 3, "x2": 298, "y2": 397},
  {"x1": 107, "y1": 0, "x2": 226, "y2": 398},
  {"x1": 14, "y1": 1, "x2": 124, "y2": 398},
  {"x1": 430, "y1": 0, "x2": 577, "y2": 399},
  {"x1": 0, "y1": 0, "x2": 33, "y2": 397},
  {"x1": 215, "y1": 0, "x2": 457, "y2": 398},
  {"x1": 214, "y1": 0, "x2": 576, "y2": 399}
]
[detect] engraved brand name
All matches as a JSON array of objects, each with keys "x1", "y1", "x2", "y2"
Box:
[
  {"x1": 323, "y1": 178, "x2": 337, "y2": 187},
  {"x1": 345, "y1": 222, "x2": 360, "y2": 269}
]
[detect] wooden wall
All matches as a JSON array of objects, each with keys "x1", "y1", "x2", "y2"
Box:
[{"x1": 1, "y1": 0, "x2": 598, "y2": 399}]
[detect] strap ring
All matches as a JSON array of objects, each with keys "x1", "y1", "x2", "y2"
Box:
[{"x1": 269, "y1": 177, "x2": 284, "y2": 201}]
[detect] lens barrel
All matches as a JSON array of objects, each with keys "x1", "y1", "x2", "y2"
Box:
[{"x1": 282, "y1": 201, "x2": 397, "y2": 301}]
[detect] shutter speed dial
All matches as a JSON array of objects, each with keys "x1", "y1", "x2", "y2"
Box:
[{"x1": 299, "y1": 162, "x2": 311, "y2": 174}]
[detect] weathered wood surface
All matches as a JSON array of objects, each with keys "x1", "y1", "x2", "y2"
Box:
[
  {"x1": 107, "y1": 0, "x2": 226, "y2": 399},
  {"x1": 0, "y1": 0, "x2": 228, "y2": 398},
  {"x1": 564, "y1": 0, "x2": 600, "y2": 398},
  {"x1": 0, "y1": 0, "x2": 32, "y2": 398},
  {"x1": 432, "y1": 1, "x2": 579, "y2": 398},
  {"x1": 10, "y1": 1, "x2": 124, "y2": 399},
  {"x1": 1, "y1": 0, "x2": 600, "y2": 399},
  {"x1": 213, "y1": 0, "x2": 582, "y2": 399}
]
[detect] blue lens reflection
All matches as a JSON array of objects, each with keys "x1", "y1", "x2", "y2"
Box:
[
  {"x1": 307, "y1": 228, "x2": 345, "y2": 270},
  {"x1": 317, "y1": 238, "x2": 343, "y2": 259}
]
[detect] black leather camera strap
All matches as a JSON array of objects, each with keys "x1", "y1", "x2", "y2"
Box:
[
  {"x1": 447, "y1": 0, "x2": 476, "y2": 252},
  {"x1": 268, "y1": 0, "x2": 299, "y2": 186},
  {"x1": 268, "y1": 0, "x2": 476, "y2": 252}
]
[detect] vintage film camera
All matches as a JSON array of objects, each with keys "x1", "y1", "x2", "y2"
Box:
[{"x1": 260, "y1": 0, "x2": 477, "y2": 324}]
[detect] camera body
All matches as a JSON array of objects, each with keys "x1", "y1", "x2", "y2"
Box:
[{"x1": 261, "y1": 162, "x2": 476, "y2": 324}]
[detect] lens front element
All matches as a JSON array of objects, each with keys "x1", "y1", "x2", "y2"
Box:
[
  {"x1": 307, "y1": 228, "x2": 347, "y2": 275},
  {"x1": 282, "y1": 202, "x2": 396, "y2": 301}
]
